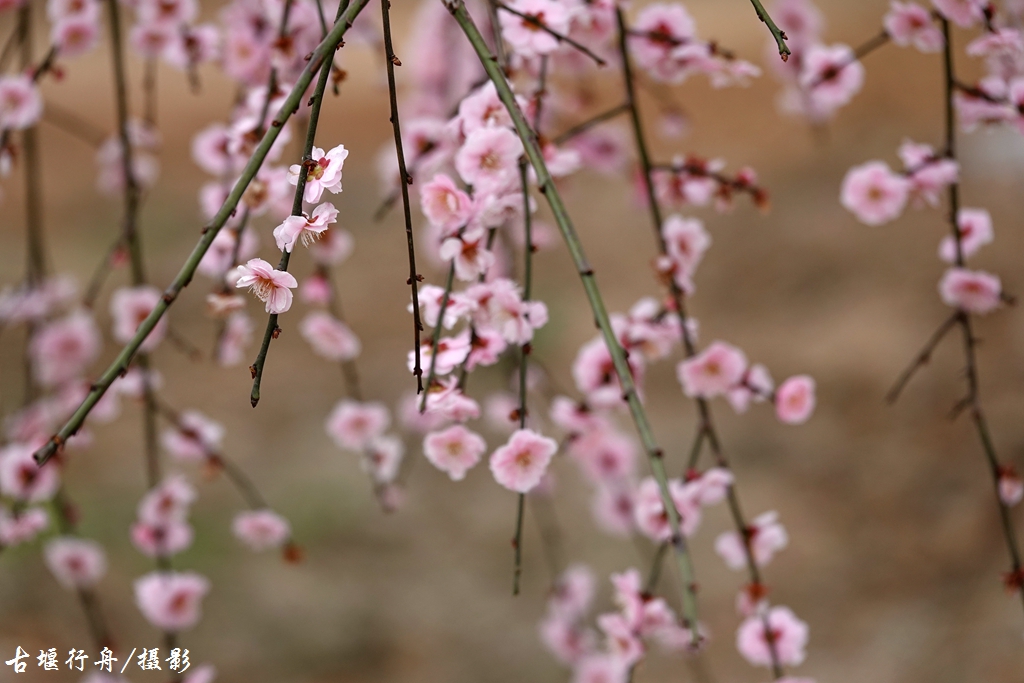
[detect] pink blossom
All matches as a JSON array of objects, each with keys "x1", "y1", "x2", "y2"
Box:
[
  {"x1": 469, "y1": 278, "x2": 549, "y2": 345},
  {"x1": 591, "y1": 484, "x2": 635, "y2": 536},
  {"x1": 164, "y1": 24, "x2": 221, "y2": 70},
  {"x1": 572, "y1": 336, "x2": 644, "y2": 408},
  {"x1": 44, "y1": 537, "x2": 107, "y2": 589},
  {"x1": 775, "y1": 375, "x2": 816, "y2": 424},
  {"x1": 326, "y1": 400, "x2": 390, "y2": 451},
  {"x1": 217, "y1": 312, "x2": 252, "y2": 366},
  {"x1": 571, "y1": 655, "x2": 629, "y2": 683},
  {"x1": 137, "y1": 475, "x2": 196, "y2": 524},
  {"x1": 568, "y1": 427, "x2": 637, "y2": 484},
  {"x1": 677, "y1": 341, "x2": 748, "y2": 399},
  {"x1": 499, "y1": 0, "x2": 571, "y2": 58},
  {"x1": 939, "y1": 268, "x2": 1003, "y2": 314},
  {"x1": 300, "y1": 311, "x2": 361, "y2": 361},
  {"x1": 549, "y1": 564, "x2": 596, "y2": 622},
  {"x1": 161, "y1": 411, "x2": 224, "y2": 461},
  {"x1": 900, "y1": 141, "x2": 958, "y2": 208},
  {"x1": 939, "y1": 208, "x2": 993, "y2": 263},
  {"x1": 728, "y1": 363, "x2": 775, "y2": 413},
  {"x1": 131, "y1": 519, "x2": 194, "y2": 557},
  {"x1": 30, "y1": 310, "x2": 101, "y2": 387},
  {"x1": 273, "y1": 202, "x2": 338, "y2": 252},
  {"x1": 299, "y1": 274, "x2": 332, "y2": 306},
  {"x1": 662, "y1": 215, "x2": 710, "y2": 286},
  {"x1": 840, "y1": 161, "x2": 911, "y2": 226},
  {"x1": 0, "y1": 75, "x2": 42, "y2": 130},
  {"x1": 206, "y1": 292, "x2": 245, "y2": 318},
  {"x1": 423, "y1": 377, "x2": 481, "y2": 422},
  {"x1": 110, "y1": 285, "x2": 168, "y2": 351},
  {"x1": 420, "y1": 173, "x2": 474, "y2": 233},
  {"x1": 463, "y1": 326, "x2": 509, "y2": 370},
  {"x1": 885, "y1": 2, "x2": 943, "y2": 52},
  {"x1": 630, "y1": 3, "x2": 698, "y2": 84},
  {"x1": 633, "y1": 477, "x2": 701, "y2": 540},
  {"x1": 690, "y1": 467, "x2": 734, "y2": 506},
  {"x1": 550, "y1": 395, "x2": 609, "y2": 435},
  {"x1": 0, "y1": 443, "x2": 60, "y2": 502},
  {"x1": 716, "y1": 510, "x2": 789, "y2": 570},
  {"x1": 439, "y1": 228, "x2": 497, "y2": 281},
  {"x1": 134, "y1": 571, "x2": 210, "y2": 632},
  {"x1": 412, "y1": 335, "x2": 471, "y2": 377},
  {"x1": 423, "y1": 425, "x2": 487, "y2": 481},
  {"x1": 736, "y1": 606, "x2": 809, "y2": 667},
  {"x1": 567, "y1": 127, "x2": 630, "y2": 175},
  {"x1": 413, "y1": 285, "x2": 473, "y2": 330},
  {"x1": 137, "y1": 0, "x2": 197, "y2": 25},
  {"x1": 799, "y1": 44, "x2": 865, "y2": 115},
  {"x1": 232, "y1": 509, "x2": 291, "y2": 551},
  {"x1": 233, "y1": 258, "x2": 297, "y2": 314},
  {"x1": 192, "y1": 123, "x2": 235, "y2": 176},
  {"x1": 540, "y1": 616, "x2": 596, "y2": 666},
  {"x1": 772, "y1": 0, "x2": 823, "y2": 51},
  {"x1": 597, "y1": 612, "x2": 644, "y2": 665},
  {"x1": 932, "y1": 0, "x2": 985, "y2": 27},
  {"x1": 455, "y1": 127, "x2": 524, "y2": 193},
  {"x1": 47, "y1": 0, "x2": 99, "y2": 22},
  {"x1": 52, "y1": 15, "x2": 100, "y2": 58},
  {"x1": 0, "y1": 507, "x2": 48, "y2": 546},
  {"x1": 287, "y1": 144, "x2": 348, "y2": 203},
  {"x1": 999, "y1": 469, "x2": 1023, "y2": 506},
  {"x1": 490, "y1": 428, "x2": 558, "y2": 493},
  {"x1": 363, "y1": 435, "x2": 404, "y2": 484}
]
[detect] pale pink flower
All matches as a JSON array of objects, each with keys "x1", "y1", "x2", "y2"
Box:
[
  {"x1": 455, "y1": 126, "x2": 524, "y2": 193},
  {"x1": 217, "y1": 312, "x2": 252, "y2": 366},
  {"x1": 129, "y1": 21, "x2": 175, "y2": 59},
  {"x1": 131, "y1": 519, "x2": 194, "y2": 557},
  {"x1": 47, "y1": 0, "x2": 100, "y2": 22},
  {"x1": 423, "y1": 425, "x2": 487, "y2": 481},
  {"x1": 439, "y1": 227, "x2": 496, "y2": 281},
  {"x1": 161, "y1": 411, "x2": 223, "y2": 461},
  {"x1": 885, "y1": 2, "x2": 943, "y2": 52},
  {"x1": 840, "y1": 161, "x2": 911, "y2": 226},
  {"x1": 571, "y1": 654, "x2": 629, "y2": 683},
  {"x1": 772, "y1": 0, "x2": 823, "y2": 51},
  {"x1": 363, "y1": 435, "x2": 404, "y2": 484},
  {"x1": 630, "y1": 3, "x2": 697, "y2": 83},
  {"x1": 597, "y1": 612, "x2": 644, "y2": 665},
  {"x1": 0, "y1": 507, "x2": 48, "y2": 546},
  {"x1": 572, "y1": 336, "x2": 644, "y2": 408},
  {"x1": 677, "y1": 341, "x2": 748, "y2": 399},
  {"x1": 775, "y1": 375, "x2": 816, "y2": 424},
  {"x1": 233, "y1": 258, "x2": 297, "y2": 314},
  {"x1": 728, "y1": 363, "x2": 775, "y2": 413},
  {"x1": 499, "y1": 0, "x2": 570, "y2": 57},
  {"x1": 110, "y1": 285, "x2": 168, "y2": 352},
  {"x1": 0, "y1": 75, "x2": 42, "y2": 130},
  {"x1": 690, "y1": 467, "x2": 734, "y2": 506},
  {"x1": 568, "y1": 427, "x2": 637, "y2": 484},
  {"x1": 799, "y1": 44, "x2": 865, "y2": 115},
  {"x1": 273, "y1": 202, "x2": 338, "y2": 252},
  {"x1": 470, "y1": 278, "x2": 549, "y2": 344},
  {"x1": 939, "y1": 268, "x2": 1003, "y2": 314},
  {"x1": 232, "y1": 509, "x2": 291, "y2": 551},
  {"x1": 326, "y1": 400, "x2": 390, "y2": 451},
  {"x1": 300, "y1": 311, "x2": 360, "y2": 361},
  {"x1": 52, "y1": 15, "x2": 100, "y2": 57},
  {"x1": 137, "y1": 475, "x2": 196, "y2": 524},
  {"x1": 550, "y1": 395, "x2": 609, "y2": 435},
  {"x1": 457, "y1": 81, "x2": 518, "y2": 135},
  {"x1": 412, "y1": 335, "x2": 471, "y2": 377},
  {"x1": 30, "y1": 310, "x2": 101, "y2": 387},
  {"x1": 287, "y1": 144, "x2": 348, "y2": 203},
  {"x1": 137, "y1": 0, "x2": 197, "y2": 25},
  {"x1": 549, "y1": 564, "x2": 596, "y2": 623},
  {"x1": 567, "y1": 127, "x2": 630, "y2": 175},
  {"x1": 939, "y1": 208, "x2": 993, "y2": 263},
  {"x1": 591, "y1": 484, "x2": 635, "y2": 536},
  {"x1": 633, "y1": 477, "x2": 702, "y2": 540},
  {"x1": 490, "y1": 428, "x2": 558, "y2": 493},
  {"x1": 464, "y1": 326, "x2": 509, "y2": 371},
  {"x1": 134, "y1": 571, "x2": 210, "y2": 632},
  {"x1": 716, "y1": 510, "x2": 789, "y2": 570},
  {"x1": 901, "y1": 142, "x2": 958, "y2": 208},
  {"x1": 932, "y1": 0, "x2": 985, "y2": 27},
  {"x1": 206, "y1": 292, "x2": 246, "y2": 318},
  {"x1": 420, "y1": 173, "x2": 475, "y2": 234},
  {"x1": 423, "y1": 377, "x2": 481, "y2": 422},
  {"x1": 163, "y1": 24, "x2": 221, "y2": 70},
  {"x1": 413, "y1": 285, "x2": 473, "y2": 330},
  {"x1": 540, "y1": 615, "x2": 596, "y2": 666},
  {"x1": 44, "y1": 537, "x2": 106, "y2": 589},
  {"x1": 736, "y1": 606, "x2": 808, "y2": 667},
  {"x1": 299, "y1": 274, "x2": 332, "y2": 306},
  {"x1": 191, "y1": 123, "x2": 235, "y2": 176},
  {"x1": 0, "y1": 443, "x2": 60, "y2": 502},
  {"x1": 999, "y1": 469, "x2": 1023, "y2": 507}
]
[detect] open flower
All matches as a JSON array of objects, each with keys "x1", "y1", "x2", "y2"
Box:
[
  {"x1": 274, "y1": 202, "x2": 338, "y2": 252},
  {"x1": 423, "y1": 425, "x2": 487, "y2": 481},
  {"x1": 489, "y1": 428, "x2": 558, "y2": 493},
  {"x1": 939, "y1": 267, "x2": 1003, "y2": 314},
  {"x1": 44, "y1": 537, "x2": 107, "y2": 590},
  {"x1": 134, "y1": 571, "x2": 211, "y2": 633},
  {"x1": 736, "y1": 606, "x2": 809, "y2": 667},
  {"x1": 775, "y1": 375, "x2": 816, "y2": 424},
  {"x1": 287, "y1": 144, "x2": 348, "y2": 203},
  {"x1": 234, "y1": 258, "x2": 297, "y2": 314},
  {"x1": 232, "y1": 509, "x2": 291, "y2": 551},
  {"x1": 840, "y1": 161, "x2": 911, "y2": 226},
  {"x1": 498, "y1": 0, "x2": 571, "y2": 58},
  {"x1": 677, "y1": 341, "x2": 748, "y2": 399}
]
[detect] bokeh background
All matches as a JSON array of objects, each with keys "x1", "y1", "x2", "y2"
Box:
[{"x1": 2, "y1": 0, "x2": 1024, "y2": 681}]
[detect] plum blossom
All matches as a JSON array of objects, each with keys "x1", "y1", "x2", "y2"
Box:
[
  {"x1": 490, "y1": 428, "x2": 558, "y2": 493},
  {"x1": 499, "y1": 0, "x2": 571, "y2": 58},
  {"x1": 300, "y1": 312, "x2": 361, "y2": 361},
  {"x1": 420, "y1": 173, "x2": 474, "y2": 233},
  {"x1": 567, "y1": 428, "x2": 637, "y2": 484},
  {"x1": 455, "y1": 127, "x2": 524, "y2": 192},
  {"x1": 932, "y1": 0, "x2": 986, "y2": 27},
  {"x1": 885, "y1": 2, "x2": 943, "y2": 52},
  {"x1": 134, "y1": 571, "x2": 210, "y2": 632},
  {"x1": 939, "y1": 208, "x2": 993, "y2": 263},
  {"x1": 198, "y1": 227, "x2": 259, "y2": 279},
  {"x1": 232, "y1": 509, "x2": 291, "y2": 551},
  {"x1": 939, "y1": 268, "x2": 1003, "y2": 314},
  {"x1": 0, "y1": 443, "x2": 60, "y2": 503},
  {"x1": 288, "y1": 144, "x2": 348, "y2": 203},
  {"x1": 110, "y1": 285, "x2": 168, "y2": 351},
  {"x1": 44, "y1": 537, "x2": 107, "y2": 590},
  {"x1": 234, "y1": 258, "x2": 297, "y2": 314},
  {"x1": 217, "y1": 312, "x2": 252, "y2": 366},
  {"x1": 728, "y1": 363, "x2": 774, "y2": 414},
  {"x1": 716, "y1": 510, "x2": 789, "y2": 570},
  {"x1": 161, "y1": 411, "x2": 224, "y2": 461},
  {"x1": 439, "y1": 227, "x2": 496, "y2": 281},
  {"x1": 572, "y1": 336, "x2": 644, "y2": 408},
  {"x1": 273, "y1": 202, "x2": 338, "y2": 252},
  {"x1": 633, "y1": 476, "x2": 701, "y2": 540},
  {"x1": 423, "y1": 377, "x2": 481, "y2": 422},
  {"x1": 677, "y1": 341, "x2": 748, "y2": 399},
  {"x1": 468, "y1": 278, "x2": 549, "y2": 345},
  {"x1": 799, "y1": 44, "x2": 865, "y2": 116},
  {"x1": 840, "y1": 161, "x2": 911, "y2": 226},
  {"x1": 30, "y1": 310, "x2": 101, "y2": 387},
  {"x1": 736, "y1": 606, "x2": 809, "y2": 667},
  {"x1": 630, "y1": 3, "x2": 698, "y2": 84},
  {"x1": 52, "y1": 15, "x2": 100, "y2": 57},
  {"x1": 0, "y1": 507, "x2": 49, "y2": 547},
  {"x1": 775, "y1": 375, "x2": 816, "y2": 425},
  {"x1": 899, "y1": 139, "x2": 958, "y2": 208},
  {"x1": 0, "y1": 75, "x2": 42, "y2": 130},
  {"x1": 131, "y1": 519, "x2": 194, "y2": 557},
  {"x1": 363, "y1": 435, "x2": 404, "y2": 485},
  {"x1": 326, "y1": 400, "x2": 390, "y2": 451},
  {"x1": 423, "y1": 425, "x2": 488, "y2": 481}
]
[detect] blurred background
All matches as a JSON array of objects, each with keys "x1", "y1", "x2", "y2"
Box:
[{"x1": 1, "y1": 0, "x2": 1024, "y2": 681}]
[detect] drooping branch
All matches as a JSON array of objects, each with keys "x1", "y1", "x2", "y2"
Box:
[
  {"x1": 746, "y1": 0, "x2": 791, "y2": 61},
  {"x1": 33, "y1": 0, "x2": 374, "y2": 466}
]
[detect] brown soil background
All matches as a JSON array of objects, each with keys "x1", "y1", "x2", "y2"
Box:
[{"x1": 1, "y1": 1, "x2": 1024, "y2": 681}]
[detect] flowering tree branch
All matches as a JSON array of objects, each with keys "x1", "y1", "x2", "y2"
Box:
[
  {"x1": 747, "y1": 0, "x2": 790, "y2": 61},
  {"x1": 33, "y1": 0, "x2": 373, "y2": 466}
]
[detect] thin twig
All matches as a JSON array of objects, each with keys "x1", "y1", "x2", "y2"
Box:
[
  {"x1": 552, "y1": 102, "x2": 629, "y2": 145},
  {"x1": 746, "y1": 0, "x2": 791, "y2": 60},
  {"x1": 886, "y1": 312, "x2": 959, "y2": 403},
  {"x1": 495, "y1": 2, "x2": 605, "y2": 66}
]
